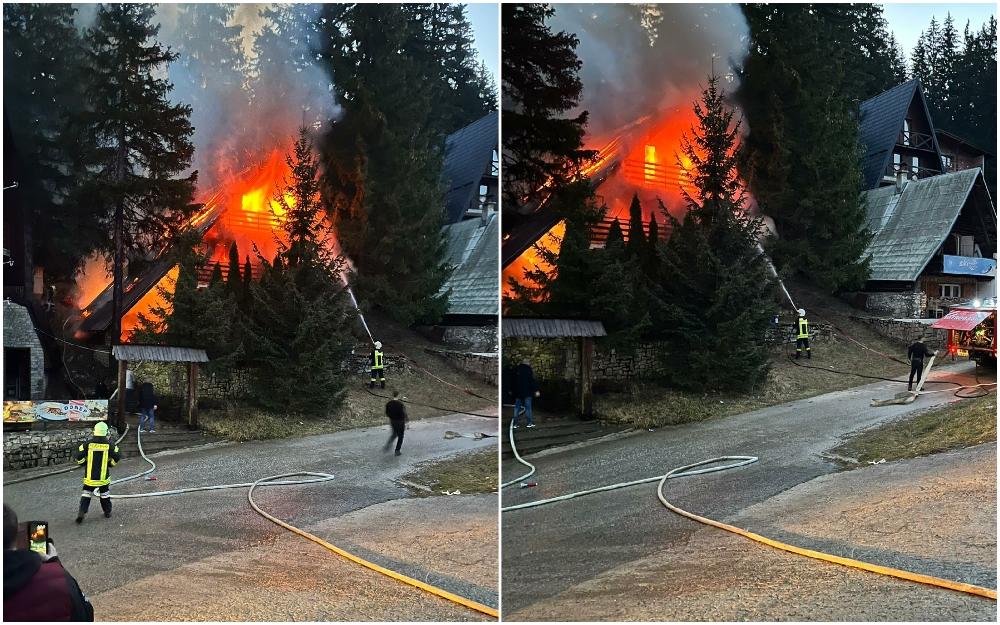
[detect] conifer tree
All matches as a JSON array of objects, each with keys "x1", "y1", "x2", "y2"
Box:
[
  {"x1": 649, "y1": 74, "x2": 776, "y2": 392},
  {"x1": 226, "y1": 242, "x2": 242, "y2": 295},
  {"x1": 626, "y1": 193, "x2": 646, "y2": 257},
  {"x1": 318, "y1": 3, "x2": 450, "y2": 324},
  {"x1": 605, "y1": 218, "x2": 624, "y2": 250}
]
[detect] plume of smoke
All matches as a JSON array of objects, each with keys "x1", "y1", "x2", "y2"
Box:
[{"x1": 550, "y1": 3, "x2": 750, "y2": 139}]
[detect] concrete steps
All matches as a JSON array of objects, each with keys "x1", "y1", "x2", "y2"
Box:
[
  {"x1": 116, "y1": 416, "x2": 220, "y2": 458},
  {"x1": 501, "y1": 414, "x2": 627, "y2": 457}
]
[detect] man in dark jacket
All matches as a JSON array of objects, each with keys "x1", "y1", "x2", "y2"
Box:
[
  {"x1": 512, "y1": 359, "x2": 539, "y2": 428},
  {"x1": 383, "y1": 391, "x2": 409, "y2": 456},
  {"x1": 73, "y1": 421, "x2": 121, "y2": 524},
  {"x1": 138, "y1": 381, "x2": 157, "y2": 433},
  {"x1": 4, "y1": 504, "x2": 94, "y2": 621},
  {"x1": 907, "y1": 336, "x2": 937, "y2": 391}
]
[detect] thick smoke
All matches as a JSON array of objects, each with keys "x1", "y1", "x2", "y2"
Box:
[
  {"x1": 72, "y1": 3, "x2": 339, "y2": 192},
  {"x1": 550, "y1": 3, "x2": 750, "y2": 140}
]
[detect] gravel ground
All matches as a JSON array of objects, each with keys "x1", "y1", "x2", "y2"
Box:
[{"x1": 507, "y1": 444, "x2": 996, "y2": 622}]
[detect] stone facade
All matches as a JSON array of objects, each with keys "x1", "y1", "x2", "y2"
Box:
[
  {"x1": 2, "y1": 301, "x2": 46, "y2": 399},
  {"x1": 3, "y1": 425, "x2": 120, "y2": 471},
  {"x1": 423, "y1": 348, "x2": 498, "y2": 385},
  {"x1": 860, "y1": 291, "x2": 928, "y2": 318},
  {"x1": 850, "y1": 316, "x2": 946, "y2": 351},
  {"x1": 415, "y1": 324, "x2": 498, "y2": 352}
]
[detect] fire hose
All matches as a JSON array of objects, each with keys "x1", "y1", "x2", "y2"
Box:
[
  {"x1": 501, "y1": 422, "x2": 997, "y2": 601},
  {"x1": 9, "y1": 423, "x2": 498, "y2": 617}
]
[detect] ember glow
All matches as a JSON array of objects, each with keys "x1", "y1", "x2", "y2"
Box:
[{"x1": 501, "y1": 221, "x2": 566, "y2": 301}]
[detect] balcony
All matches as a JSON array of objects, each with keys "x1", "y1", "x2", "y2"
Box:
[
  {"x1": 896, "y1": 130, "x2": 936, "y2": 151},
  {"x1": 883, "y1": 161, "x2": 940, "y2": 183}
]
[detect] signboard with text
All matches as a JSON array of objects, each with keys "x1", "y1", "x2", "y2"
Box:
[
  {"x1": 942, "y1": 255, "x2": 996, "y2": 277},
  {"x1": 3, "y1": 400, "x2": 109, "y2": 423}
]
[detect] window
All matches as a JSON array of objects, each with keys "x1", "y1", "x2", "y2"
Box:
[
  {"x1": 942, "y1": 154, "x2": 953, "y2": 172},
  {"x1": 910, "y1": 156, "x2": 920, "y2": 179},
  {"x1": 940, "y1": 284, "x2": 962, "y2": 299},
  {"x1": 902, "y1": 119, "x2": 911, "y2": 145}
]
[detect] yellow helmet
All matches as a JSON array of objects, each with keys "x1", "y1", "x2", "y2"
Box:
[{"x1": 93, "y1": 421, "x2": 109, "y2": 437}]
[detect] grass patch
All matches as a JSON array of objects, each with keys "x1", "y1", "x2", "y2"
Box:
[
  {"x1": 831, "y1": 394, "x2": 997, "y2": 467},
  {"x1": 401, "y1": 448, "x2": 498, "y2": 496}
]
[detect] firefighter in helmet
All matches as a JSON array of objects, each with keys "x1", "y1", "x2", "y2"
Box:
[
  {"x1": 795, "y1": 308, "x2": 811, "y2": 359},
  {"x1": 370, "y1": 341, "x2": 386, "y2": 389},
  {"x1": 74, "y1": 421, "x2": 121, "y2": 524}
]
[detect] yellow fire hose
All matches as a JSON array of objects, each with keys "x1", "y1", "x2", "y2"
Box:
[{"x1": 504, "y1": 423, "x2": 997, "y2": 601}]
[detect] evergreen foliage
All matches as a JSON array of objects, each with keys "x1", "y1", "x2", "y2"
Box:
[
  {"x1": 318, "y1": 3, "x2": 450, "y2": 325},
  {"x1": 501, "y1": 3, "x2": 594, "y2": 210},
  {"x1": 649, "y1": 75, "x2": 776, "y2": 392}
]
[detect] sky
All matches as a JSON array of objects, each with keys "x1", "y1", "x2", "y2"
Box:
[
  {"x1": 467, "y1": 2, "x2": 500, "y2": 80},
  {"x1": 882, "y1": 2, "x2": 996, "y2": 56}
]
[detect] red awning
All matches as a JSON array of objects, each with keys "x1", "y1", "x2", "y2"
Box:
[{"x1": 931, "y1": 310, "x2": 992, "y2": 331}]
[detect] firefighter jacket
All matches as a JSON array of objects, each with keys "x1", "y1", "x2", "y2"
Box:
[
  {"x1": 796, "y1": 317, "x2": 810, "y2": 340},
  {"x1": 74, "y1": 436, "x2": 121, "y2": 487},
  {"x1": 370, "y1": 349, "x2": 385, "y2": 370}
]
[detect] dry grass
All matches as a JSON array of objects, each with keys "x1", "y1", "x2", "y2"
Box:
[
  {"x1": 831, "y1": 394, "x2": 997, "y2": 467},
  {"x1": 401, "y1": 448, "x2": 498, "y2": 496},
  {"x1": 597, "y1": 283, "x2": 926, "y2": 429}
]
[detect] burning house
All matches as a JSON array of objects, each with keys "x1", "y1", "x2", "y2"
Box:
[{"x1": 857, "y1": 79, "x2": 998, "y2": 318}]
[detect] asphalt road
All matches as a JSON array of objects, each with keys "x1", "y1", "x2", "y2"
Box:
[
  {"x1": 501, "y1": 361, "x2": 995, "y2": 620},
  {"x1": 5, "y1": 410, "x2": 498, "y2": 621}
]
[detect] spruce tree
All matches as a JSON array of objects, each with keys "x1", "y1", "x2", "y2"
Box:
[
  {"x1": 3, "y1": 4, "x2": 95, "y2": 279},
  {"x1": 502, "y1": 3, "x2": 594, "y2": 210},
  {"x1": 318, "y1": 3, "x2": 450, "y2": 325},
  {"x1": 649, "y1": 75, "x2": 776, "y2": 392},
  {"x1": 76, "y1": 3, "x2": 199, "y2": 341},
  {"x1": 226, "y1": 242, "x2": 242, "y2": 295},
  {"x1": 626, "y1": 193, "x2": 646, "y2": 256}
]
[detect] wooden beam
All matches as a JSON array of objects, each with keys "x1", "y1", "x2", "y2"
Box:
[
  {"x1": 579, "y1": 337, "x2": 594, "y2": 418},
  {"x1": 187, "y1": 362, "x2": 199, "y2": 430},
  {"x1": 116, "y1": 359, "x2": 127, "y2": 431}
]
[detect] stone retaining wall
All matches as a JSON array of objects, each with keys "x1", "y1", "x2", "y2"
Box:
[
  {"x1": 850, "y1": 316, "x2": 946, "y2": 351},
  {"x1": 4, "y1": 425, "x2": 120, "y2": 471},
  {"x1": 2, "y1": 301, "x2": 46, "y2": 399},
  {"x1": 860, "y1": 292, "x2": 927, "y2": 318},
  {"x1": 424, "y1": 349, "x2": 498, "y2": 386}
]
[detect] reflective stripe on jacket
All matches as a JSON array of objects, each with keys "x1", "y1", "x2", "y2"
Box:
[
  {"x1": 75, "y1": 437, "x2": 120, "y2": 487},
  {"x1": 796, "y1": 317, "x2": 810, "y2": 340},
  {"x1": 372, "y1": 350, "x2": 384, "y2": 370}
]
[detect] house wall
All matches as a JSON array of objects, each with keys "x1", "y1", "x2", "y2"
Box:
[
  {"x1": 858, "y1": 290, "x2": 926, "y2": 318},
  {"x1": 3, "y1": 301, "x2": 46, "y2": 399},
  {"x1": 850, "y1": 316, "x2": 946, "y2": 351},
  {"x1": 919, "y1": 274, "x2": 985, "y2": 316}
]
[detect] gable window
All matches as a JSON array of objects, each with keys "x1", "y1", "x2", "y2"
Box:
[
  {"x1": 942, "y1": 154, "x2": 953, "y2": 172},
  {"x1": 902, "y1": 119, "x2": 911, "y2": 145},
  {"x1": 940, "y1": 284, "x2": 962, "y2": 299},
  {"x1": 910, "y1": 156, "x2": 920, "y2": 179}
]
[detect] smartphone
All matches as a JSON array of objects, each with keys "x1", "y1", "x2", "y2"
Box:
[{"x1": 27, "y1": 521, "x2": 48, "y2": 555}]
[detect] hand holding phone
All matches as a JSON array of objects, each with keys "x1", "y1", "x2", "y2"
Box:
[{"x1": 18, "y1": 521, "x2": 49, "y2": 555}]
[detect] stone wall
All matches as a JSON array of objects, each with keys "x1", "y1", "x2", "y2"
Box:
[
  {"x1": 861, "y1": 291, "x2": 927, "y2": 318},
  {"x1": 423, "y1": 349, "x2": 498, "y2": 386},
  {"x1": 4, "y1": 425, "x2": 120, "y2": 471},
  {"x1": 415, "y1": 324, "x2": 498, "y2": 352},
  {"x1": 2, "y1": 301, "x2": 45, "y2": 399},
  {"x1": 850, "y1": 316, "x2": 946, "y2": 351}
]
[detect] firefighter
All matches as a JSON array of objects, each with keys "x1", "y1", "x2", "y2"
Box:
[
  {"x1": 73, "y1": 421, "x2": 121, "y2": 524},
  {"x1": 795, "y1": 308, "x2": 811, "y2": 359},
  {"x1": 907, "y1": 335, "x2": 937, "y2": 391},
  {"x1": 369, "y1": 341, "x2": 386, "y2": 389}
]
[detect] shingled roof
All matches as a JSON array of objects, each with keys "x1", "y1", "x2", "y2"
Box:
[
  {"x1": 439, "y1": 213, "x2": 498, "y2": 317},
  {"x1": 861, "y1": 168, "x2": 982, "y2": 282},
  {"x1": 858, "y1": 79, "x2": 944, "y2": 190},
  {"x1": 441, "y1": 112, "x2": 498, "y2": 224}
]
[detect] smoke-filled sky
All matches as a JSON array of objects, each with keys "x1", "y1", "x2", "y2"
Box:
[{"x1": 549, "y1": 3, "x2": 750, "y2": 140}]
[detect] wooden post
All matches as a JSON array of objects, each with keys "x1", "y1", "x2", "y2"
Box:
[
  {"x1": 580, "y1": 337, "x2": 594, "y2": 419},
  {"x1": 116, "y1": 359, "x2": 127, "y2": 431},
  {"x1": 187, "y1": 362, "x2": 198, "y2": 430}
]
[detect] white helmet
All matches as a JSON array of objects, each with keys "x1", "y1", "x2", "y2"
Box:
[
  {"x1": 797, "y1": 308, "x2": 806, "y2": 317},
  {"x1": 374, "y1": 341, "x2": 382, "y2": 350}
]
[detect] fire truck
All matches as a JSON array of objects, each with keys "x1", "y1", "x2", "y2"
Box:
[{"x1": 932, "y1": 304, "x2": 997, "y2": 366}]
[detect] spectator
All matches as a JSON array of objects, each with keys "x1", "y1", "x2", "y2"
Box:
[
  {"x1": 4, "y1": 504, "x2": 94, "y2": 621},
  {"x1": 138, "y1": 382, "x2": 157, "y2": 433},
  {"x1": 513, "y1": 359, "x2": 539, "y2": 429},
  {"x1": 383, "y1": 391, "x2": 409, "y2": 456}
]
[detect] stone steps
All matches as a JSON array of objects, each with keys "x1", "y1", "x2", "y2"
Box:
[{"x1": 501, "y1": 416, "x2": 626, "y2": 457}]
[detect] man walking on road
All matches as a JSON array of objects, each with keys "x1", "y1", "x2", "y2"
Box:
[
  {"x1": 73, "y1": 421, "x2": 121, "y2": 524},
  {"x1": 383, "y1": 391, "x2": 408, "y2": 456},
  {"x1": 907, "y1": 335, "x2": 937, "y2": 391},
  {"x1": 513, "y1": 359, "x2": 539, "y2": 429}
]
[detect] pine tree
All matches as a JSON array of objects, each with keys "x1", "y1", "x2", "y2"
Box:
[
  {"x1": 3, "y1": 4, "x2": 95, "y2": 279},
  {"x1": 502, "y1": 3, "x2": 594, "y2": 210},
  {"x1": 318, "y1": 3, "x2": 450, "y2": 325},
  {"x1": 226, "y1": 241, "x2": 242, "y2": 295},
  {"x1": 209, "y1": 262, "x2": 224, "y2": 288},
  {"x1": 626, "y1": 193, "x2": 646, "y2": 256},
  {"x1": 649, "y1": 75, "x2": 776, "y2": 392},
  {"x1": 605, "y1": 218, "x2": 624, "y2": 250},
  {"x1": 76, "y1": 3, "x2": 199, "y2": 341},
  {"x1": 736, "y1": 4, "x2": 871, "y2": 292}
]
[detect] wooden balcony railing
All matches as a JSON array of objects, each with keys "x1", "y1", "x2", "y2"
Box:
[
  {"x1": 884, "y1": 161, "x2": 941, "y2": 182},
  {"x1": 897, "y1": 130, "x2": 935, "y2": 151}
]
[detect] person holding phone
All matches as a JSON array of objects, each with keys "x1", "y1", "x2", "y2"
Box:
[
  {"x1": 73, "y1": 421, "x2": 121, "y2": 523},
  {"x1": 3, "y1": 504, "x2": 94, "y2": 621}
]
